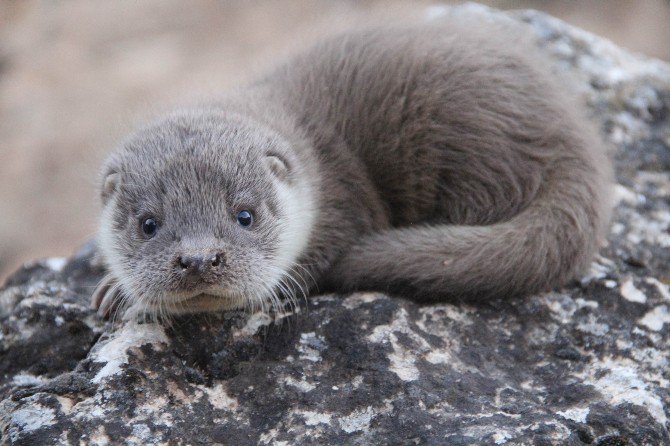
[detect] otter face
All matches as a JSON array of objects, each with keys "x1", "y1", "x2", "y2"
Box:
[{"x1": 95, "y1": 109, "x2": 316, "y2": 319}]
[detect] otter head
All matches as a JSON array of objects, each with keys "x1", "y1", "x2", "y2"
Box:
[{"x1": 96, "y1": 108, "x2": 316, "y2": 319}]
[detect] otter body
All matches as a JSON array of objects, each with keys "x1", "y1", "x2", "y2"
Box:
[{"x1": 93, "y1": 19, "x2": 611, "y2": 317}]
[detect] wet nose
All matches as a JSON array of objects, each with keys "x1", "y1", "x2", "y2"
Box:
[{"x1": 176, "y1": 253, "x2": 224, "y2": 275}]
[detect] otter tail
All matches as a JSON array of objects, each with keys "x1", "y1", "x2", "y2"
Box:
[{"x1": 328, "y1": 156, "x2": 611, "y2": 301}]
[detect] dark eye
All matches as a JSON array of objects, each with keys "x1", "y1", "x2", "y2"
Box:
[
  {"x1": 141, "y1": 217, "x2": 158, "y2": 237},
  {"x1": 236, "y1": 210, "x2": 253, "y2": 227}
]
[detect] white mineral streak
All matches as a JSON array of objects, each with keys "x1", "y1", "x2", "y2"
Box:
[
  {"x1": 11, "y1": 373, "x2": 46, "y2": 387},
  {"x1": 15, "y1": 292, "x2": 85, "y2": 318},
  {"x1": 628, "y1": 348, "x2": 670, "y2": 388},
  {"x1": 556, "y1": 407, "x2": 590, "y2": 423},
  {"x1": 72, "y1": 393, "x2": 105, "y2": 421},
  {"x1": 620, "y1": 278, "x2": 647, "y2": 303},
  {"x1": 91, "y1": 322, "x2": 168, "y2": 383},
  {"x1": 580, "y1": 260, "x2": 611, "y2": 285},
  {"x1": 339, "y1": 406, "x2": 375, "y2": 433},
  {"x1": 577, "y1": 314, "x2": 609, "y2": 336},
  {"x1": 388, "y1": 341, "x2": 419, "y2": 381},
  {"x1": 639, "y1": 305, "x2": 670, "y2": 331},
  {"x1": 298, "y1": 410, "x2": 332, "y2": 426},
  {"x1": 202, "y1": 383, "x2": 239, "y2": 411},
  {"x1": 127, "y1": 423, "x2": 152, "y2": 445},
  {"x1": 638, "y1": 172, "x2": 670, "y2": 194},
  {"x1": 415, "y1": 306, "x2": 479, "y2": 375},
  {"x1": 165, "y1": 380, "x2": 193, "y2": 404},
  {"x1": 603, "y1": 280, "x2": 617, "y2": 288},
  {"x1": 614, "y1": 184, "x2": 644, "y2": 206},
  {"x1": 90, "y1": 425, "x2": 110, "y2": 446},
  {"x1": 610, "y1": 222, "x2": 625, "y2": 236},
  {"x1": 579, "y1": 358, "x2": 667, "y2": 426},
  {"x1": 234, "y1": 311, "x2": 273, "y2": 338},
  {"x1": 539, "y1": 11, "x2": 670, "y2": 88},
  {"x1": 342, "y1": 292, "x2": 385, "y2": 309},
  {"x1": 11, "y1": 403, "x2": 56, "y2": 433},
  {"x1": 624, "y1": 181, "x2": 670, "y2": 247},
  {"x1": 530, "y1": 421, "x2": 571, "y2": 440},
  {"x1": 575, "y1": 298, "x2": 599, "y2": 309},
  {"x1": 368, "y1": 308, "x2": 434, "y2": 381},
  {"x1": 441, "y1": 305, "x2": 475, "y2": 324},
  {"x1": 492, "y1": 430, "x2": 512, "y2": 445},
  {"x1": 259, "y1": 429, "x2": 288, "y2": 445},
  {"x1": 281, "y1": 375, "x2": 316, "y2": 392},
  {"x1": 544, "y1": 293, "x2": 598, "y2": 324},
  {"x1": 543, "y1": 293, "x2": 572, "y2": 322},
  {"x1": 297, "y1": 332, "x2": 325, "y2": 363},
  {"x1": 645, "y1": 277, "x2": 670, "y2": 301},
  {"x1": 44, "y1": 257, "x2": 68, "y2": 272},
  {"x1": 56, "y1": 396, "x2": 75, "y2": 415},
  {"x1": 138, "y1": 397, "x2": 175, "y2": 428},
  {"x1": 0, "y1": 288, "x2": 22, "y2": 318}
]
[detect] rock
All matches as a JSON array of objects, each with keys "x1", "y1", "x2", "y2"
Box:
[{"x1": 1, "y1": 4, "x2": 669, "y2": 445}]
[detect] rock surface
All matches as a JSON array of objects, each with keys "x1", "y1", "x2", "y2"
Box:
[{"x1": 1, "y1": 5, "x2": 669, "y2": 445}]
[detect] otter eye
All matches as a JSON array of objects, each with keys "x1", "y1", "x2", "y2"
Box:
[
  {"x1": 236, "y1": 210, "x2": 253, "y2": 227},
  {"x1": 141, "y1": 217, "x2": 158, "y2": 237}
]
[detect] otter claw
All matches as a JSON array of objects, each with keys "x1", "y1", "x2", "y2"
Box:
[
  {"x1": 91, "y1": 276, "x2": 120, "y2": 319},
  {"x1": 91, "y1": 277, "x2": 111, "y2": 310},
  {"x1": 99, "y1": 288, "x2": 121, "y2": 319}
]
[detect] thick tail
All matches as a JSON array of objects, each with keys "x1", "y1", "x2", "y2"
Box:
[{"x1": 328, "y1": 154, "x2": 611, "y2": 301}]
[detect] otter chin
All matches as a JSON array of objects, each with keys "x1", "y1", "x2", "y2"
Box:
[
  {"x1": 149, "y1": 293, "x2": 245, "y2": 317},
  {"x1": 93, "y1": 17, "x2": 611, "y2": 320}
]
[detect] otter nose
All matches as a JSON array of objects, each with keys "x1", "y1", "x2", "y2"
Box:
[{"x1": 176, "y1": 253, "x2": 224, "y2": 275}]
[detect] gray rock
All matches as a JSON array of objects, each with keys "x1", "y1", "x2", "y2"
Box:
[{"x1": 1, "y1": 5, "x2": 669, "y2": 445}]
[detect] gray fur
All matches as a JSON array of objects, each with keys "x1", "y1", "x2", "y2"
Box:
[{"x1": 94, "y1": 18, "x2": 612, "y2": 317}]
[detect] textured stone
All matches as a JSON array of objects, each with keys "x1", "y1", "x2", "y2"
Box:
[{"x1": 1, "y1": 5, "x2": 669, "y2": 445}]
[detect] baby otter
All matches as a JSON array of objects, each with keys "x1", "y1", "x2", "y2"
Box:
[{"x1": 92, "y1": 18, "x2": 612, "y2": 319}]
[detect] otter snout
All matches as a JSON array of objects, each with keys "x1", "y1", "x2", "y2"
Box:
[{"x1": 175, "y1": 252, "x2": 225, "y2": 284}]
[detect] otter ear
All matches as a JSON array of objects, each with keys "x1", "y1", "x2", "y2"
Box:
[
  {"x1": 264, "y1": 154, "x2": 290, "y2": 181},
  {"x1": 101, "y1": 171, "x2": 121, "y2": 205}
]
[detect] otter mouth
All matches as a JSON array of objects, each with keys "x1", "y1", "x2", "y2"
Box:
[
  {"x1": 153, "y1": 289, "x2": 245, "y2": 315},
  {"x1": 177, "y1": 293, "x2": 221, "y2": 304},
  {"x1": 167, "y1": 286, "x2": 229, "y2": 302}
]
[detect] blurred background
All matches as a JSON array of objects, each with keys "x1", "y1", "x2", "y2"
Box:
[{"x1": 1, "y1": 0, "x2": 669, "y2": 282}]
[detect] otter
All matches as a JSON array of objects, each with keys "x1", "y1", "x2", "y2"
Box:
[{"x1": 92, "y1": 18, "x2": 612, "y2": 319}]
